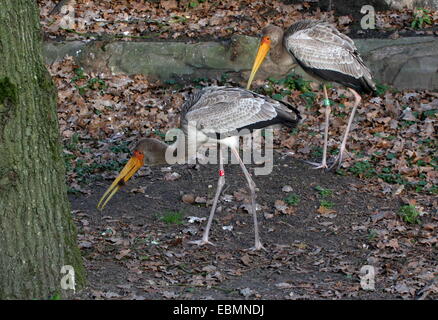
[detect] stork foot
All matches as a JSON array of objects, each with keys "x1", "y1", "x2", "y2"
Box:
[
  {"x1": 328, "y1": 156, "x2": 343, "y2": 171},
  {"x1": 304, "y1": 160, "x2": 328, "y2": 170},
  {"x1": 188, "y1": 239, "x2": 216, "y2": 247},
  {"x1": 245, "y1": 241, "x2": 267, "y2": 252},
  {"x1": 327, "y1": 149, "x2": 351, "y2": 171}
]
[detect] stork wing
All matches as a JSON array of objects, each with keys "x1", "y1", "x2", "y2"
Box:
[
  {"x1": 285, "y1": 22, "x2": 371, "y2": 80},
  {"x1": 182, "y1": 87, "x2": 290, "y2": 136}
]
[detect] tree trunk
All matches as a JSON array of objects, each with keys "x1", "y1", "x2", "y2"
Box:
[{"x1": 0, "y1": 0, "x2": 85, "y2": 299}]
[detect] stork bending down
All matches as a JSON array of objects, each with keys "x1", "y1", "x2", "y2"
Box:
[{"x1": 97, "y1": 86, "x2": 301, "y2": 250}]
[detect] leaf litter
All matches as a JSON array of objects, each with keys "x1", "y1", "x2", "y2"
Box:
[{"x1": 36, "y1": 1, "x2": 438, "y2": 300}]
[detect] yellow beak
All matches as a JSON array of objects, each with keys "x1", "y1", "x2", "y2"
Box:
[
  {"x1": 97, "y1": 155, "x2": 144, "y2": 210},
  {"x1": 246, "y1": 37, "x2": 271, "y2": 90}
]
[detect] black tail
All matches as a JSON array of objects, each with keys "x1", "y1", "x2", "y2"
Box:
[
  {"x1": 237, "y1": 102, "x2": 301, "y2": 132},
  {"x1": 277, "y1": 99, "x2": 302, "y2": 126},
  {"x1": 239, "y1": 89, "x2": 302, "y2": 131},
  {"x1": 296, "y1": 61, "x2": 376, "y2": 95}
]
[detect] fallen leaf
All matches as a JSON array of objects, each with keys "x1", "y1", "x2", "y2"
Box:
[
  {"x1": 317, "y1": 206, "x2": 336, "y2": 215},
  {"x1": 240, "y1": 254, "x2": 251, "y2": 266},
  {"x1": 275, "y1": 282, "x2": 293, "y2": 289},
  {"x1": 115, "y1": 249, "x2": 131, "y2": 260},
  {"x1": 161, "y1": 0, "x2": 178, "y2": 10}
]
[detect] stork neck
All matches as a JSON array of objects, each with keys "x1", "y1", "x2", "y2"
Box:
[
  {"x1": 164, "y1": 133, "x2": 192, "y2": 165},
  {"x1": 272, "y1": 35, "x2": 294, "y2": 67}
]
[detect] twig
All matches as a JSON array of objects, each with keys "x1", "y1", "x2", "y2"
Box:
[{"x1": 278, "y1": 220, "x2": 295, "y2": 228}]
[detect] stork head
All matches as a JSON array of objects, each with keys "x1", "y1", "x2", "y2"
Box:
[
  {"x1": 261, "y1": 25, "x2": 284, "y2": 47},
  {"x1": 246, "y1": 25, "x2": 283, "y2": 90},
  {"x1": 97, "y1": 138, "x2": 167, "y2": 210}
]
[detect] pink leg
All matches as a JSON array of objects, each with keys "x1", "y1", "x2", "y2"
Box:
[
  {"x1": 230, "y1": 147, "x2": 265, "y2": 251},
  {"x1": 328, "y1": 88, "x2": 361, "y2": 170},
  {"x1": 189, "y1": 148, "x2": 224, "y2": 247},
  {"x1": 306, "y1": 84, "x2": 331, "y2": 169}
]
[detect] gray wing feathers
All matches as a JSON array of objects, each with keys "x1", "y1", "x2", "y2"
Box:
[
  {"x1": 182, "y1": 87, "x2": 282, "y2": 135},
  {"x1": 286, "y1": 22, "x2": 372, "y2": 81}
]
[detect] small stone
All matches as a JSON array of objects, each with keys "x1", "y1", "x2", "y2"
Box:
[
  {"x1": 187, "y1": 216, "x2": 206, "y2": 224},
  {"x1": 239, "y1": 287, "x2": 254, "y2": 297},
  {"x1": 182, "y1": 194, "x2": 195, "y2": 204},
  {"x1": 282, "y1": 185, "x2": 293, "y2": 193},
  {"x1": 222, "y1": 225, "x2": 233, "y2": 231},
  {"x1": 195, "y1": 196, "x2": 207, "y2": 204},
  {"x1": 164, "y1": 172, "x2": 181, "y2": 181},
  {"x1": 276, "y1": 282, "x2": 293, "y2": 289},
  {"x1": 264, "y1": 212, "x2": 274, "y2": 219}
]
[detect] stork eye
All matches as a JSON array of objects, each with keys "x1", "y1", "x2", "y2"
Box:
[
  {"x1": 133, "y1": 150, "x2": 144, "y2": 161},
  {"x1": 261, "y1": 36, "x2": 271, "y2": 44}
]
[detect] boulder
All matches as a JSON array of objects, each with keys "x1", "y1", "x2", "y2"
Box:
[
  {"x1": 105, "y1": 35, "x2": 258, "y2": 81},
  {"x1": 43, "y1": 35, "x2": 438, "y2": 90},
  {"x1": 385, "y1": 0, "x2": 438, "y2": 9},
  {"x1": 356, "y1": 37, "x2": 438, "y2": 90}
]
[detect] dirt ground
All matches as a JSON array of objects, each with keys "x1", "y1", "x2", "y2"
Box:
[
  {"x1": 31, "y1": 0, "x2": 437, "y2": 301},
  {"x1": 70, "y1": 152, "x2": 437, "y2": 300}
]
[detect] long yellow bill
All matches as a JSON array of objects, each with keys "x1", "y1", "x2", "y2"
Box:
[
  {"x1": 97, "y1": 152, "x2": 144, "y2": 210},
  {"x1": 246, "y1": 36, "x2": 271, "y2": 90}
]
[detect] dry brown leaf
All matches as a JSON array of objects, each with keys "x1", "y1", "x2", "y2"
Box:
[
  {"x1": 240, "y1": 254, "x2": 251, "y2": 266},
  {"x1": 161, "y1": 0, "x2": 178, "y2": 10},
  {"x1": 317, "y1": 206, "x2": 336, "y2": 215}
]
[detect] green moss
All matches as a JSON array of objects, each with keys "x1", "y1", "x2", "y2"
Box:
[
  {"x1": 37, "y1": 67, "x2": 57, "y2": 97},
  {"x1": 63, "y1": 217, "x2": 87, "y2": 291},
  {"x1": 0, "y1": 77, "x2": 18, "y2": 106}
]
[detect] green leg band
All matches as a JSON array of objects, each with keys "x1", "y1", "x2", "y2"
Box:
[{"x1": 323, "y1": 98, "x2": 331, "y2": 106}]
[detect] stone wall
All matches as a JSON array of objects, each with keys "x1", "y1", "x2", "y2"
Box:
[
  {"x1": 44, "y1": 35, "x2": 438, "y2": 90},
  {"x1": 385, "y1": 0, "x2": 438, "y2": 9},
  {"x1": 356, "y1": 37, "x2": 438, "y2": 90}
]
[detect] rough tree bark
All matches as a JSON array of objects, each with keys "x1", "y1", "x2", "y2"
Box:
[{"x1": 0, "y1": 1, "x2": 85, "y2": 299}]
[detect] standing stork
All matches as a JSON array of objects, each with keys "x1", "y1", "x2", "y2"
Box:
[
  {"x1": 97, "y1": 86, "x2": 301, "y2": 251},
  {"x1": 246, "y1": 20, "x2": 376, "y2": 169}
]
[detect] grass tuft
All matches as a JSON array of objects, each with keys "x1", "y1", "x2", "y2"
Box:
[
  {"x1": 159, "y1": 211, "x2": 184, "y2": 225},
  {"x1": 399, "y1": 205, "x2": 421, "y2": 224}
]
